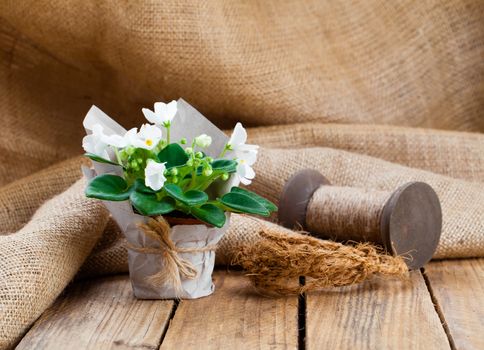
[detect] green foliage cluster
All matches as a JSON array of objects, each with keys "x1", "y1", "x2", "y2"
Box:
[{"x1": 85, "y1": 142, "x2": 276, "y2": 228}]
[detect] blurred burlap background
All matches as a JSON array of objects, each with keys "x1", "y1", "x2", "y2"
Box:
[{"x1": 0, "y1": 0, "x2": 483, "y2": 348}]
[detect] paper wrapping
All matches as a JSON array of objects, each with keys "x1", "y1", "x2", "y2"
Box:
[{"x1": 82, "y1": 99, "x2": 238, "y2": 299}]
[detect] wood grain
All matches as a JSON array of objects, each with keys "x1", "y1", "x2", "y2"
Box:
[
  {"x1": 16, "y1": 275, "x2": 174, "y2": 350},
  {"x1": 424, "y1": 258, "x2": 484, "y2": 350},
  {"x1": 160, "y1": 270, "x2": 298, "y2": 350},
  {"x1": 306, "y1": 271, "x2": 451, "y2": 350}
]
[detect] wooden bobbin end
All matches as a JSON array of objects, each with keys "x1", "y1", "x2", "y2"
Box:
[
  {"x1": 278, "y1": 169, "x2": 330, "y2": 229},
  {"x1": 380, "y1": 182, "x2": 442, "y2": 270}
]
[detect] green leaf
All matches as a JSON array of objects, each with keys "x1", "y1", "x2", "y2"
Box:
[
  {"x1": 220, "y1": 192, "x2": 270, "y2": 216},
  {"x1": 84, "y1": 153, "x2": 121, "y2": 167},
  {"x1": 157, "y1": 143, "x2": 189, "y2": 168},
  {"x1": 164, "y1": 183, "x2": 208, "y2": 206},
  {"x1": 133, "y1": 179, "x2": 156, "y2": 194},
  {"x1": 191, "y1": 204, "x2": 226, "y2": 228},
  {"x1": 230, "y1": 187, "x2": 277, "y2": 212},
  {"x1": 210, "y1": 159, "x2": 237, "y2": 173},
  {"x1": 85, "y1": 174, "x2": 131, "y2": 201},
  {"x1": 130, "y1": 192, "x2": 176, "y2": 216}
]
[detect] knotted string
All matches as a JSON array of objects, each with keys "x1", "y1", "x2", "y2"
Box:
[{"x1": 126, "y1": 216, "x2": 217, "y2": 298}]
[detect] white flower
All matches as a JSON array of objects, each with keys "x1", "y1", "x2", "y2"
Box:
[
  {"x1": 145, "y1": 160, "x2": 167, "y2": 191},
  {"x1": 227, "y1": 122, "x2": 259, "y2": 153},
  {"x1": 130, "y1": 124, "x2": 162, "y2": 150},
  {"x1": 101, "y1": 128, "x2": 137, "y2": 148},
  {"x1": 82, "y1": 123, "x2": 109, "y2": 158},
  {"x1": 142, "y1": 100, "x2": 178, "y2": 127},
  {"x1": 225, "y1": 122, "x2": 259, "y2": 185},
  {"x1": 194, "y1": 134, "x2": 212, "y2": 148},
  {"x1": 235, "y1": 150, "x2": 257, "y2": 185}
]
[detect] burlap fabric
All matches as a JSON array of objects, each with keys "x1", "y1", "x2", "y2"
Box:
[
  {"x1": 1, "y1": 0, "x2": 484, "y2": 348},
  {"x1": 0, "y1": 179, "x2": 108, "y2": 349}
]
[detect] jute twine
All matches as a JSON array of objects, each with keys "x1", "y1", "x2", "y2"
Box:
[
  {"x1": 250, "y1": 147, "x2": 484, "y2": 260},
  {"x1": 232, "y1": 217, "x2": 408, "y2": 296},
  {"x1": 306, "y1": 186, "x2": 392, "y2": 242},
  {"x1": 127, "y1": 216, "x2": 216, "y2": 297}
]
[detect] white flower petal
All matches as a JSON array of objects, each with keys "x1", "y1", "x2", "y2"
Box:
[
  {"x1": 82, "y1": 124, "x2": 110, "y2": 158},
  {"x1": 166, "y1": 100, "x2": 178, "y2": 119},
  {"x1": 235, "y1": 160, "x2": 255, "y2": 185},
  {"x1": 145, "y1": 160, "x2": 167, "y2": 191},
  {"x1": 151, "y1": 100, "x2": 178, "y2": 125},
  {"x1": 236, "y1": 162, "x2": 246, "y2": 178},
  {"x1": 244, "y1": 164, "x2": 256, "y2": 179},
  {"x1": 101, "y1": 134, "x2": 127, "y2": 148},
  {"x1": 142, "y1": 108, "x2": 161, "y2": 125},
  {"x1": 237, "y1": 149, "x2": 257, "y2": 166},
  {"x1": 238, "y1": 143, "x2": 259, "y2": 152},
  {"x1": 239, "y1": 175, "x2": 252, "y2": 185},
  {"x1": 133, "y1": 124, "x2": 162, "y2": 150},
  {"x1": 228, "y1": 122, "x2": 247, "y2": 147}
]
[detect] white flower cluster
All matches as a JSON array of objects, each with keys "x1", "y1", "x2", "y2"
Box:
[
  {"x1": 224, "y1": 123, "x2": 259, "y2": 185},
  {"x1": 83, "y1": 100, "x2": 258, "y2": 190}
]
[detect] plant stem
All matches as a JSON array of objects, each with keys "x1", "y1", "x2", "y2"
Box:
[
  {"x1": 188, "y1": 168, "x2": 197, "y2": 189},
  {"x1": 218, "y1": 145, "x2": 229, "y2": 158},
  {"x1": 113, "y1": 147, "x2": 122, "y2": 165},
  {"x1": 166, "y1": 125, "x2": 171, "y2": 144}
]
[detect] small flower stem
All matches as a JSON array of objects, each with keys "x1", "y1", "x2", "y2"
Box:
[
  {"x1": 113, "y1": 147, "x2": 122, "y2": 165},
  {"x1": 218, "y1": 144, "x2": 230, "y2": 158},
  {"x1": 166, "y1": 125, "x2": 171, "y2": 144},
  {"x1": 188, "y1": 168, "x2": 197, "y2": 189}
]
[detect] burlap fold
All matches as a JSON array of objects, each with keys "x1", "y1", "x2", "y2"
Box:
[{"x1": 0, "y1": 179, "x2": 109, "y2": 349}]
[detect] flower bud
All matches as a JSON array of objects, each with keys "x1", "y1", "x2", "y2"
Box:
[
  {"x1": 194, "y1": 134, "x2": 212, "y2": 148},
  {"x1": 206, "y1": 157, "x2": 213, "y2": 163},
  {"x1": 180, "y1": 138, "x2": 187, "y2": 145},
  {"x1": 172, "y1": 176, "x2": 179, "y2": 184},
  {"x1": 203, "y1": 168, "x2": 213, "y2": 177},
  {"x1": 186, "y1": 159, "x2": 193, "y2": 167},
  {"x1": 185, "y1": 147, "x2": 193, "y2": 154},
  {"x1": 221, "y1": 172, "x2": 229, "y2": 181},
  {"x1": 171, "y1": 167, "x2": 178, "y2": 176},
  {"x1": 195, "y1": 151, "x2": 204, "y2": 159}
]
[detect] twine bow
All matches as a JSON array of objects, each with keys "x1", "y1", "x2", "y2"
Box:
[{"x1": 126, "y1": 216, "x2": 216, "y2": 298}]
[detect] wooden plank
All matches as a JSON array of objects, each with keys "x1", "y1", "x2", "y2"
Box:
[
  {"x1": 306, "y1": 271, "x2": 450, "y2": 349},
  {"x1": 16, "y1": 275, "x2": 174, "y2": 350},
  {"x1": 160, "y1": 270, "x2": 298, "y2": 349},
  {"x1": 424, "y1": 258, "x2": 484, "y2": 350}
]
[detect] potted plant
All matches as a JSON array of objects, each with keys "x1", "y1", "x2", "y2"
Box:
[{"x1": 82, "y1": 99, "x2": 277, "y2": 299}]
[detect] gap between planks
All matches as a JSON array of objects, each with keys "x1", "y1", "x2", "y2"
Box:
[
  {"x1": 421, "y1": 267, "x2": 456, "y2": 350},
  {"x1": 160, "y1": 271, "x2": 299, "y2": 349},
  {"x1": 423, "y1": 258, "x2": 484, "y2": 350}
]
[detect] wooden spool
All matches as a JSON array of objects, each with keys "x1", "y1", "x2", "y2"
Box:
[{"x1": 278, "y1": 169, "x2": 442, "y2": 270}]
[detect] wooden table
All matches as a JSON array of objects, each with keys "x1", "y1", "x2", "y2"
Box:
[{"x1": 15, "y1": 259, "x2": 483, "y2": 349}]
